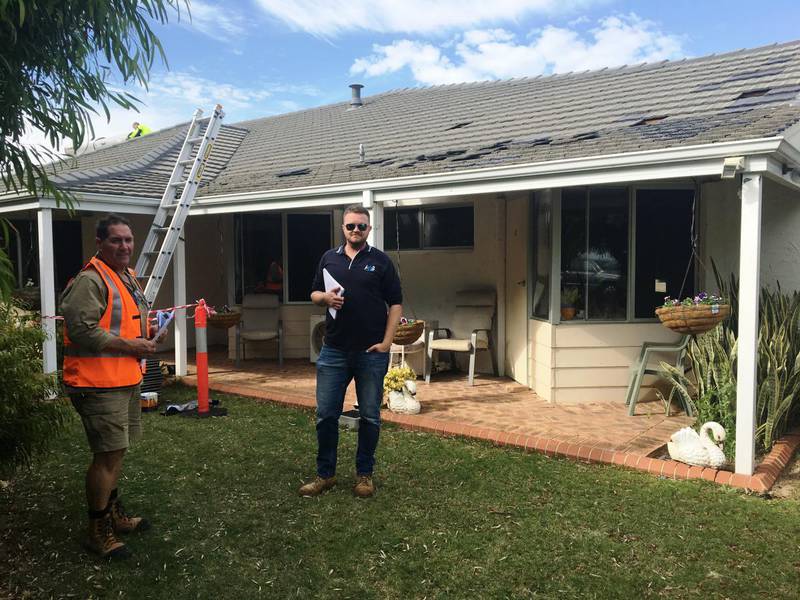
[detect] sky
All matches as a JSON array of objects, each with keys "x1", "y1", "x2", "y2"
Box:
[{"x1": 19, "y1": 0, "x2": 800, "y2": 149}]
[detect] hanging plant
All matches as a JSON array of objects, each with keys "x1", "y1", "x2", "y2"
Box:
[{"x1": 655, "y1": 292, "x2": 730, "y2": 335}]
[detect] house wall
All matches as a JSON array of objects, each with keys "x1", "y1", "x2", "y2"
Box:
[
  {"x1": 529, "y1": 319, "x2": 553, "y2": 400},
  {"x1": 525, "y1": 177, "x2": 800, "y2": 405},
  {"x1": 550, "y1": 323, "x2": 682, "y2": 404},
  {"x1": 701, "y1": 178, "x2": 800, "y2": 292},
  {"x1": 388, "y1": 193, "x2": 511, "y2": 375}
]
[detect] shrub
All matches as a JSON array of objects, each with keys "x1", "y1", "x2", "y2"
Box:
[
  {"x1": 660, "y1": 262, "x2": 800, "y2": 458},
  {"x1": 0, "y1": 300, "x2": 68, "y2": 473}
]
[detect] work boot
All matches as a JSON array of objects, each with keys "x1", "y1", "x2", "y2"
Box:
[
  {"x1": 110, "y1": 497, "x2": 151, "y2": 534},
  {"x1": 298, "y1": 475, "x2": 337, "y2": 497},
  {"x1": 83, "y1": 512, "x2": 131, "y2": 559},
  {"x1": 353, "y1": 474, "x2": 375, "y2": 498}
]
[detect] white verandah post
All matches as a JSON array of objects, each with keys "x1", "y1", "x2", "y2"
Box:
[
  {"x1": 173, "y1": 235, "x2": 188, "y2": 376},
  {"x1": 363, "y1": 189, "x2": 384, "y2": 250},
  {"x1": 37, "y1": 208, "x2": 57, "y2": 374},
  {"x1": 735, "y1": 173, "x2": 762, "y2": 476}
]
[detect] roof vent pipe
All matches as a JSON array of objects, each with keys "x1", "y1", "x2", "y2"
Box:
[{"x1": 349, "y1": 84, "x2": 364, "y2": 108}]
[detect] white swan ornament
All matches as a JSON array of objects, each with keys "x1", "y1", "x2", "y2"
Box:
[{"x1": 667, "y1": 422, "x2": 727, "y2": 469}]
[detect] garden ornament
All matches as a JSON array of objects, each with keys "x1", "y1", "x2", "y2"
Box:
[{"x1": 667, "y1": 421, "x2": 726, "y2": 469}]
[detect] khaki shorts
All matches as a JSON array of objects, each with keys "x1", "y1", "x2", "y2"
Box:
[{"x1": 70, "y1": 385, "x2": 142, "y2": 453}]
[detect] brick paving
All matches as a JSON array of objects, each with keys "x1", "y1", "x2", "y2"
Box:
[
  {"x1": 176, "y1": 350, "x2": 800, "y2": 492},
  {"x1": 182, "y1": 350, "x2": 694, "y2": 456}
]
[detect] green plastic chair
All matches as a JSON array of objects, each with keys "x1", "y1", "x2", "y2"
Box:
[{"x1": 625, "y1": 335, "x2": 692, "y2": 416}]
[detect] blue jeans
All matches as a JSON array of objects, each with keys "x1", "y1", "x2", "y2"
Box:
[{"x1": 315, "y1": 345, "x2": 390, "y2": 478}]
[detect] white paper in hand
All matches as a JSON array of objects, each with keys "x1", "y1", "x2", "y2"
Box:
[{"x1": 322, "y1": 268, "x2": 344, "y2": 319}]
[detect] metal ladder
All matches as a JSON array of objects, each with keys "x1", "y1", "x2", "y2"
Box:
[{"x1": 135, "y1": 104, "x2": 225, "y2": 306}]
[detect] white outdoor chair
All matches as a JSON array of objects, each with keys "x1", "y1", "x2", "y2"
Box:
[
  {"x1": 424, "y1": 290, "x2": 498, "y2": 386},
  {"x1": 237, "y1": 293, "x2": 283, "y2": 365}
]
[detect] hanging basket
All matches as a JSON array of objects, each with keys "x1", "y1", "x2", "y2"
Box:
[
  {"x1": 207, "y1": 311, "x2": 241, "y2": 329},
  {"x1": 655, "y1": 304, "x2": 730, "y2": 335},
  {"x1": 393, "y1": 320, "x2": 425, "y2": 346}
]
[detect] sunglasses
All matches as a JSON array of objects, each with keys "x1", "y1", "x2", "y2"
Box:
[{"x1": 344, "y1": 223, "x2": 369, "y2": 231}]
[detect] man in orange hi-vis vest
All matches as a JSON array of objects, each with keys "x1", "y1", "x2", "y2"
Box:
[{"x1": 61, "y1": 213, "x2": 157, "y2": 560}]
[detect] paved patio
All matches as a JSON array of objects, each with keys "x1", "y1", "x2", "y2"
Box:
[{"x1": 179, "y1": 348, "x2": 693, "y2": 456}]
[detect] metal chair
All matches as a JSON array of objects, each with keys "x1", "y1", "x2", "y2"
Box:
[{"x1": 625, "y1": 334, "x2": 691, "y2": 416}]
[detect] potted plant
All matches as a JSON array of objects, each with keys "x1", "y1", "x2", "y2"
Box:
[
  {"x1": 655, "y1": 292, "x2": 730, "y2": 334},
  {"x1": 560, "y1": 286, "x2": 580, "y2": 321}
]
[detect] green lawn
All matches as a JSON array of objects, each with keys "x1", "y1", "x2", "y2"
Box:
[{"x1": 2, "y1": 384, "x2": 799, "y2": 599}]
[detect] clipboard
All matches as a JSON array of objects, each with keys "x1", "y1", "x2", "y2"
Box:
[{"x1": 322, "y1": 268, "x2": 344, "y2": 319}]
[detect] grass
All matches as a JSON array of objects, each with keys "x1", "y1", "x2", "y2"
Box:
[{"x1": 2, "y1": 383, "x2": 800, "y2": 599}]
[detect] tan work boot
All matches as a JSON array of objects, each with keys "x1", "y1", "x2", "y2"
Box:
[
  {"x1": 298, "y1": 475, "x2": 337, "y2": 497},
  {"x1": 110, "y1": 497, "x2": 151, "y2": 534},
  {"x1": 353, "y1": 474, "x2": 375, "y2": 498},
  {"x1": 83, "y1": 513, "x2": 131, "y2": 559}
]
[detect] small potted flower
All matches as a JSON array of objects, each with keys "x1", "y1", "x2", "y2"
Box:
[
  {"x1": 655, "y1": 292, "x2": 730, "y2": 334},
  {"x1": 560, "y1": 286, "x2": 580, "y2": 321}
]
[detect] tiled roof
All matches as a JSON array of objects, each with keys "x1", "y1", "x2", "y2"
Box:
[{"x1": 53, "y1": 40, "x2": 800, "y2": 199}]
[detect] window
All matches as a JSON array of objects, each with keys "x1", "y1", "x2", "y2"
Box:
[
  {"x1": 235, "y1": 213, "x2": 282, "y2": 304},
  {"x1": 234, "y1": 212, "x2": 332, "y2": 304},
  {"x1": 384, "y1": 208, "x2": 420, "y2": 250},
  {"x1": 547, "y1": 186, "x2": 695, "y2": 323},
  {"x1": 384, "y1": 205, "x2": 473, "y2": 249},
  {"x1": 560, "y1": 188, "x2": 628, "y2": 321},
  {"x1": 531, "y1": 194, "x2": 551, "y2": 320},
  {"x1": 634, "y1": 189, "x2": 694, "y2": 318},
  {"x1": 286, "y1": 214, "x2": 332, "y2": 302}
]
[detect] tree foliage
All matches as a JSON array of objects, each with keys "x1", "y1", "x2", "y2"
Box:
[
  {"x1": 0, "y1": 300, "x2": 66, "y2": 473},
  {"x1": 0, "y1": 0, "x2": 185, "y2": 297}
]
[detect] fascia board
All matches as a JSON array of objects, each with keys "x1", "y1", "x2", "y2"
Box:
[
  {"x1": 0, "y1": 201, "x2": 42, "y2": 215},
  {"x1": 34, "y1": 193, "x2": 160, "y2": 215},
  {"x1": 193, "y1": 137, "x2": 783, "y2": 210}
]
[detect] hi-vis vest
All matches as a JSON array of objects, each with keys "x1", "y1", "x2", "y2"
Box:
[{"x1": 63, "y1": 257, "x2": 146, "y2": 388}]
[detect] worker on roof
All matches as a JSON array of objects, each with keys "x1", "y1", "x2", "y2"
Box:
[{"x1": 127, "y1": 122, "x2": 152, "y2": 139}]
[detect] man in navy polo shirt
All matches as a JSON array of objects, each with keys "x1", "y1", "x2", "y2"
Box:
[{"x1": 299, "y1": 204, "x2": 402, "y2": 498}]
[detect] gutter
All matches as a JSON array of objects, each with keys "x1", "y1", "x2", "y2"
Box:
[{"x1": 191, "y1": 137, "x2": 786, "y2": 209}]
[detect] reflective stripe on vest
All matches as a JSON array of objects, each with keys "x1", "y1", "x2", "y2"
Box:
[{"x1": 63, "y1": 257, "x2": 145, "y2": 388}]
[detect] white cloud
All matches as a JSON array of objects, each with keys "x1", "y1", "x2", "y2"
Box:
[
  {"x1": 350, "y1": 14, "x2": 685, "y2": 85},
  {"x1": 18, "y1": 72, "x2": 320, "y2": 155},
  {"x1": 183, "y1": 0, "x2": 248, "y2": 42},
  {"x1": 254, "y1": 0, "x2": 599, "y2": 36}
]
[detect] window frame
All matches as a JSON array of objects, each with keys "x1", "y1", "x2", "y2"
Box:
[
  {"x1": 531, "y1": 182, "x2": 698, "y2": 324},
  {"x1": 384, "y1": 203, "x2": 475, "y2": 251},
  {"x1": 283, "y1": 210, "x2": 334, "y2": 305},
  {"x1": 234, "y1": 210, "x2": 334, "y2": 306}
]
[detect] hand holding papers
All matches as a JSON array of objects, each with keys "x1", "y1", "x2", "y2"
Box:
[{"x1": 322, "y1": 268, "x2": 344, "y2": 319}]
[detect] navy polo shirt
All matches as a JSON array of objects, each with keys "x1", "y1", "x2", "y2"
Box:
[{"x1": 311, "y1": 243, "x2": 402, "y2": 351}]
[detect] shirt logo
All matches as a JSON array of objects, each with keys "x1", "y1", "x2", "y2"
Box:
[{"x1": 364, "y1": 265, "x2": 376, "y2": 272}]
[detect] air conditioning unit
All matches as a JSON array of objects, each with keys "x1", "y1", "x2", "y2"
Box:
[{"x1": 309, "y1": 314, "x2": 326, "y2": 363}]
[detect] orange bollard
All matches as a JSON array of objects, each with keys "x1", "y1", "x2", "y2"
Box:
[{"x1": 195, "y1": 299, "x2": 210, "y2": 416}]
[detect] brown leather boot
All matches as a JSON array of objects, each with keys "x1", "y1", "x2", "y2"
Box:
[
  {"x1": 110, "y1": 497, "x2": 151, "y2": 534},
  {"x1": 298, "y1": 475, "x2": 337, "y2": 497},
  {"x1": 353, "y1": 474, "x2": 375, "y2": 498},
  {"x1": 83, "y1": 512, "x2": 131, "y2": 559}
]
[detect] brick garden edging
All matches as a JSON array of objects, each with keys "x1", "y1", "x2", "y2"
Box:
[{"x1": 184, "y1": 377, "x2": 800, "y2": 493}]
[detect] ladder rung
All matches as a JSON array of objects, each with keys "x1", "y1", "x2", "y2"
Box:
[
  {"x1": 144, "y1": 251, "x2": 160, "y2": 256},
  {"x1": 179, "y1": 159, "x2": 196, "y2": 166},
  {"x1": 188, "y1": 136, "x2": 204, "y2": 144}
]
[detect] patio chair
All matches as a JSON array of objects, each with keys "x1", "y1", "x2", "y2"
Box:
[
  {"x1": 625, "y1": 334, "x2": 691, "y2": 416},
  {"x1": 424, "y1": 289, "x2": 498, "y2": 386},
  {"x1": 238, "y1": 293, "x2": 283, "y2": 365}
]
